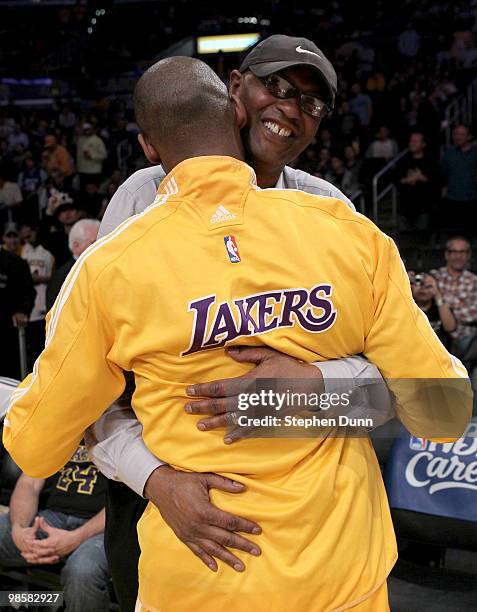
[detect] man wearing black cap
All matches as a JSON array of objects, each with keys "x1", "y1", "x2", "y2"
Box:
[{"x1": 87, "y1": 36, "x2": 390, "y2": 610}]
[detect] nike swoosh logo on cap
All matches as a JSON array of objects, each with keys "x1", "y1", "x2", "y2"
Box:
[{"x1": 296, "y1": 45, "x2": 322, "y2": 59}]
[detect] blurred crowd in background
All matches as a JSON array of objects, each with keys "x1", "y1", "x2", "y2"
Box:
[
  {"x1": 0, "y1": 0, "x2": 477, "y2": 377},
  {"x1": 0, "y1": 2, "x2": 476, "y2": 609}
]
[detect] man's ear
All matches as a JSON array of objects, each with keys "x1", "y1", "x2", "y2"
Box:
[
  {"x1": 138, "y1": 133, "x2": 161, "y2": 164},
  {"x1": 229, "y1": 70, "x2": 247, "y2": 130}
]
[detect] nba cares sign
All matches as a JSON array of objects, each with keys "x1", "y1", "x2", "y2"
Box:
[{"x1": 384, "y1": 418, "x2": 477, "y2": 522}]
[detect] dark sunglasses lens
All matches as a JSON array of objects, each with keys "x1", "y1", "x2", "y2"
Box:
[
  {"x1": 301, "y1": 95, "x2": 328, "y2": 118},
  {"x1": 265, "y1": 74, "x2": 295, "y2": 99}
]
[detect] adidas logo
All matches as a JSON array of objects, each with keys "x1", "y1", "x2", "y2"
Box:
[{"x1": 210, "y1": 205, "x2": 236, "y2": 224}]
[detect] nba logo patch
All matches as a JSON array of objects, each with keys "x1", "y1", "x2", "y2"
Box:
[
  {"x1": 224, "y1": 235, "x2": 241, "y2": 263},
  {"x1": 409, "y1": 437, "x2": 427, "y2": 450}
]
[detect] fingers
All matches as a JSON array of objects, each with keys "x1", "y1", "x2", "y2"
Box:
[
  {"x1": 201, "y1": 473, "x2": 246, "y2": 493},
  {"x1": 35, "y1": 555, "x2": 60, "y2": 565},
  {"x1": 28, "y1": 538, "x2": 57, "y2": 556},
  {"x1": 226, "y1": 346, "x2": 277, "y2": 364},
  {"x1": 23, "y1": 553, "x2": 59, "y2": 565},
  {"x1": 207, "y1": 507, "x2": 262, "y2": 536},
  {"x1": 186, "y1": 375, "x2": 252, "y2": 399},
  {"x1": 224, "y1": 424, "x2": 257, "y2": 445},
  {"x1": 195, "y1": 539, "x2": 246, "y2": 572},
  {"x1": 185, "y1": 397, "x2": 231, "y2": 416},
  {"x1": 196, "y1": 414, "x2": 229, "y2": 431},
  {"x1": 187, "y1": 542, "x2": 218, "y2": 572},
  {"x1": 38, "y1": 516, "x2": 51, "y2": 531},
  {"x1": 207, "y1": 526, "x2": 261, "y2": 558},
  {"x1": 187, "y1": 379, "x2": 227, "y2": 398}
]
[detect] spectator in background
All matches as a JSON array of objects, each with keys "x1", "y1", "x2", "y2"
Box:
[
  {"x1": 76, "y1": 122, "x2": 107, "y2": 187},
  {"x1": 409, "y1": 271, "x2": 456, "y2": 349},
  {"x1": 398, "y1": 24, "x2": 421, "y2": 58},
  {"x1": 43, "y1": 135, "x2": 74, "y2": 180},
  {"x1": 366, "y1": 71, "x2": 386, "y2": 93},
  {"x1": 17, "y1": 153, "x2": 47, "y2": 224},
  {"x1": 431, "y1": 237, "x2": 477, "y2": 356},
  {"x1": 344, "y1": 145, "x2": 362, "y2": 188},
  {"x1": 396, "y1": 132, "x2": 440, "y2": 230},
  {"x1": 20, "y1": 224, "x2": 54, "y2": 367},
  {"x1": 2, "y1": 222, "x2": 21, "y2": 256},
  {"x1": 0, "y1": 225, "x2": 35, "y2": 378},
  {"x1": 31, "y1": 119, "x2": 50, "y2": 151},
  {"x1": 349, "y1": 82, "x2": 372, "y2": 128},
  {"x1": 18, "y1": 153, "x2": 46, "y2": 196},
  {"x1": 366, "y1": 125, "x2": 399, "y2": 161},
  {"x1": 335, "y1": 100, "x2": 359, "y2": 139},
  {"x1": 315, "y1": 147, "x2": 331, "y2": 177},
  {"x1": 441, "y1": 125, "x2": 477, "y2": 236},
  {"x1": 7, "y1": 124, "x2": 29, "y2": 151},
  {"x1": 58, "y1": 104, "x2": 76, "y2": 137},
  {"x1": 0, "y1": 445, "x2": 109, "y2": 612},
  {"x1": 46, "y1": 218, "x2": 100, "y2": 311},
  {"x1": 0, "y1": 171, "x2": 22, "y2": 225},
  {"x1": 39, "y1": 190, "x2": 81, "y2": 267},
  {"x1": 99, "y1": 168, "x2": 124, "y2": 202},
  {"x1": 78, "y1": 181, "x2": 106, "y2": 219},
  {"x1": 318, "y1": 128, "x2": 332, "y2": 151},
  {"x1": 325, "y1": 156, "x2": 358, "y2": 197},
  {"x1": 417, "y1": 89, "x2": 442, "y2": 155},
  {"x1": 0, "y1": 139, "x2": 16, "y2": 180},
  {"x1": 10, "y1": 144, "x2": 27, "y2": 178}
]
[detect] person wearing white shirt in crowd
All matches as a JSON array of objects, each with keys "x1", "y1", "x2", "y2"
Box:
[
  {"x1": 20, "y1": 224, "x2": 55, "y2": 367},
  {"x1": 366, "y1": 125, "x2": 399, "y2": 161},
  {"x1": 76, "y1": 123, "x2": 107, "y2": 187},
  {"x1": 0, "y1": 172, "x2": 22, "y2": 224}
]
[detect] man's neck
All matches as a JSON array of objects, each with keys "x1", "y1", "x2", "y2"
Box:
[
  {"x1": 249, "y1": 159, "x2": 283, "y2": 189},
  {"x1": 412, "y1": 151, "x2": 424, "y2": 159},
  {"x1": 447, "y1": 266, "x2": 464, "y2": 277},
  {"x1": 163, "y1": 145, "x2": 244, "y2": 176}
]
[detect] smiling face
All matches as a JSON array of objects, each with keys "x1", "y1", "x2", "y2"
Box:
[{"x1": 229, "y1": 65, "x2": 324, "y2": 185}]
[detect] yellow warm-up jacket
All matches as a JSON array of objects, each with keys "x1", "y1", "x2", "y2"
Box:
[{"x1": 4, "y1": 157, "x2": 471, "y2": 612}]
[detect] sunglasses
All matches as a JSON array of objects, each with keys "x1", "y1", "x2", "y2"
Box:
[{"x1": 258, "y1": 72, "x2": 331, "y2": 119}]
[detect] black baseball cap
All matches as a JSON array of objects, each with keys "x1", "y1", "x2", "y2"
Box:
[{"x1": 240, "y1": 35, "x2": 337, "y2": 109}]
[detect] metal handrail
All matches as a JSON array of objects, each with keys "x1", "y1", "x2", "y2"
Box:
[
  {"x1": 372, "y1": 149, "x2": 408, "y2": 226},
  {"x1": 444, "y1": 77, "x2": 477, "y2": 146},
  {"x1": 371, "y1": 78, "x2": 476, "y2": 229},
  {"x1": 349, "y1": 189, "x2": 365, "y2": 214}
]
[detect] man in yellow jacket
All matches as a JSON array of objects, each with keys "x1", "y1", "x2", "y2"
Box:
[{"x1": 4, "y1": 58, "x2": 471, "y2": 612}]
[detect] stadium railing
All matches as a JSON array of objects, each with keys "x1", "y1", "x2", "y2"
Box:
[
  {"x1": 371, "y1": 149, "x2": 408, "y2": 228},
  {"x1": 444, "y1": 77, "x2": 477, "y2": 148}
]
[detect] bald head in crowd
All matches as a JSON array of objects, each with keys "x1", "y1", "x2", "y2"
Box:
[
  {"x1": 133, "y1": 57, "x2": 244, "y2": 172},
  {"x1": 68, "y1": 219, "x2": 100, "y2": 259}
]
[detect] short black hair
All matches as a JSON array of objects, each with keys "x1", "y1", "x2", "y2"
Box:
[{"x1": 134, "y1": 56, "x2": 232, "y2": 149}]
